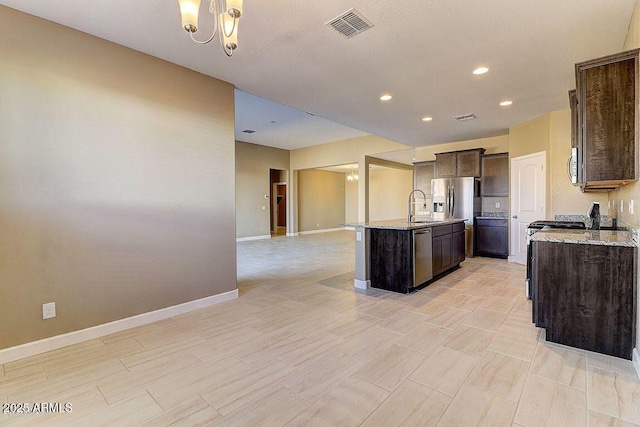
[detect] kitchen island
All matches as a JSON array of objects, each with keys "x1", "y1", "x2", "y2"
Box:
[
  {"x1": 343, "y1": 218, "x2": 467, "y2": 293},
  {"x1": 530, "y1": 228, "x2": 637, "y2": 359}
]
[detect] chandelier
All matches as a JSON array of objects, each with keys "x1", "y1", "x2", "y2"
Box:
[
  {"x1": 347, "y1": 166, "x2": 359, "y2": 182},
  {"x1": 178, "y1": 0, "x2": 243, "y2": 57}
]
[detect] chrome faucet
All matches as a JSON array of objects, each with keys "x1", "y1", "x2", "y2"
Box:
[{"x1": 407, "y1": 189, "x2": 427, "y2": 222}]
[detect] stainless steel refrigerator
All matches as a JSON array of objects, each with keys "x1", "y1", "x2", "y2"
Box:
[{"x1": 431, "y1": 177, "x2": 481, "y2": 256}]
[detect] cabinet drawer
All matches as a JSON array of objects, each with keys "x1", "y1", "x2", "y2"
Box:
[
  {"x1": 476, "y1": 218, "x2": 508, "y2": 227},
  {"x1": 432, "y1": 224, "x2": 453, "y2": 237},
  {"x1": 452, "y1": 222, "x2": 465, "y2": 232}
]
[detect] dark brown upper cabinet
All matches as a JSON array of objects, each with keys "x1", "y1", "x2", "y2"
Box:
[
  {"x1": 435, "y1": 148, "x2": 485, "y2": 178},
  {"x1": 575, "y1": 49, "x2": 639, "y2": 191},
  {"x1": 413, "y1": 161, "x2": 435, "y2": 196},
  {"x1": 481, "y1": 153, "x2": 509, "y2": 197}
]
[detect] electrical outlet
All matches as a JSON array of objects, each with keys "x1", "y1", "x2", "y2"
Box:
[
  {"x1": 356, "y1": 231, "x2": 362, "y2": 241},
  {"x1": 495, "y1": 202, "x2": 501, "y2": 209},
  {"x1": 42, "y1": 302, "x2": 56, "y2": 320},
  {"x1": 630, "y1": 200, "x2": 634, "y2": 214},
  {"x1": 620, "y1": 200, "x2": 624, "y2": 213},
  {"x1": 317, "y1": 223, "x2": 320, "y2": 227}
]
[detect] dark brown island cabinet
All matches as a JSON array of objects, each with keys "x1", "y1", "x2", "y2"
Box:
[
  {"x1": 532, "y1": 240, "x2": 636, "y2": 359},
  {"x1": 573, "y1": 48, "x2": 639, "y2": 191},
  {"x1": 369, "y1": 223, "x2": 465, "y2": 294},
  {"x1": 474, "y1": 218, "x2": 508, "y2": 259},
  {"x1": 435, "y1": 148, "x2": 485, "y2": 178}
]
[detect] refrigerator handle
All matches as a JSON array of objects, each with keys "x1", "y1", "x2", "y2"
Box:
[
  {"x1": 450, "y1": 185, "x2": 455, "y2": 217},
  {"x1": 446, "y1": 185, "x2": 451, "y2": 217}
]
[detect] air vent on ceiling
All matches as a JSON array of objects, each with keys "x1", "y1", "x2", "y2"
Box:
[
  {"x1": 326, "y1": 9, "x2": 374, "y2": 39},
  {"x1": 454, "y1": 113, "x2": 477, "y2": 122},
  {"x1": 242, "y1": 129, "x2": 256, "y2": 133}
]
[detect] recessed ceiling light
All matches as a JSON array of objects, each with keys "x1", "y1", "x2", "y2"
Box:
[
  {"x1": 380, "y1": 94, "x2": 393, "y2": 101},
  {"x1": 473, "y1": 67, "x2": 489, "y2": 75},
  {"x1": 500, "y1": 100, "x2": 514, "y2": 106},
  {"x1": 422, "y1": 117, "x2": 433, "y2": 122}
]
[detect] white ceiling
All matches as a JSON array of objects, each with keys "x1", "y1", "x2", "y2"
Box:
[{"x1": 1, "y1": 0, "x2": 635, "y2": 149}]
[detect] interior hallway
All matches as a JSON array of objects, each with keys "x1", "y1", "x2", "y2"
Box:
[{"x1": 1, "y1": 231, "x2": 639, "y2": 426}]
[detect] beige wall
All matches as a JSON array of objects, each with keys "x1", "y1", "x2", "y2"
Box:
[
  {"x1": 291, "y1": 135, "x2": 410, "y2": 223},
  {"x1": 345, "y1": 175, "x2": 359, "y2": 223},
  {"x1": 509, "y1": 111, "x2": 608, "y2": 219},
  {"x1": 414, "y1": 135, "x2": 509, "y2": 162},
  {"x1": 369, "y1": 167, "x2": 414, "y2": 221},
  {"x1": 298, "y1": 170, "x2": 345, "y2": 231},
  {"x1": 236, "y1": 141, "x2": 290, "y2": 238},
  {"x1": 0, "y1": 7, "x2": 237, "y2": 350}
]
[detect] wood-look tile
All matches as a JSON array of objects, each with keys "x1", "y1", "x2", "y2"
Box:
[
  {"x1": 361, "y1": 379, "x2": 451, "y2": 427},
  {"x1": 436, "y1": 384, "x2": 517, "y2": 427},
  {"x1": 446, "y1": 293, "x2": 486, "y2": 312},
  {"x1": 289, "y1": 376, "x2": 389, "y2": 427},
  {"x1": 586, "y1": 351, "x2": 638, "y2": 377},
  {"x1": 424, "y1": 306, "x2": 469, "y2": 329},
  {"x1": 407, "y1": 297, "x2": 449, "y2": 316},
  {"x1": 443, "y1": 324, "x2": 495, "y2": 356},
  {"x1": 410, "y1": 346, "x2": 479, "y2": 397},
  {"x1": 515, "y1": 374, "x2": 587, "y2": 426},
  {"x1": 502, "y1": 309, "x2": 540, "y2": 333},
  {"x1": 335, "y1": 326, "x2": 401, "y2": 362},
  {"x1": 138, "y1": 396, "x2": 218, "y2": 427},
  {"x1": 480, "y1": 295, "x2": 517, "y2": 313},
  {"x1": 284, "y1": 353, "x2": 365, "y2": 402},
  {"x1": 3, "y1": 339, "x2": 106, "y2": 372},
  {"x1": 377, "y1": 309, "x2": 429, "y2": 334},
  {"x1": 424, "y1": 285, "x2": 461, "y2": 301},
  {"x1": 66, "y1": 392, "x2": 160, "y2": 426},
  {"x1": 360, "y1": 300, "x2": 406, "y2": 319},
  {"x1": 355, "y1": 344, "x2": 427, "y2": 391},
  {"x1": 395, "y1": 322, "x2": 452, "y2": 355},
  {"x1": 200, "y1": 360, "x2": 298, "y2": 415},
  {"x1": 212, "y1": 386, "x2": 310, "y2": 427},
  {"x1": 147, "y1": 355, "x2": 248, "y2": 410},
  {"x1": 488, "y1": 326, "x2": 538, "y2": 362},
  {"x1": 587, "y1": 366, "x2": 640, "y2": 424},
  {"x1": 531, "y1": 343, "x2": 586, "y2": 389},
  {"x1": 490, "y1": 286, "x2": 522, "y2": 299},
  {"x1": 327, "y1": 314, "x2": 382, "y2": 338},
  {"x1": 277, "y1": 333, "x2": 346, "y2": 367},
  {"x1": 589, "y1": 410, "x2": 640, "y2": 427},
  {"x1": 460, "y1": 284, "x2": 496, "y2": 298},
  {"x1": 465, "y1": 350, "x2": 530, "y2": 401},
  {"x1": 462, "y1": 308, "x2": 507, "y2": 332},
  {"x1": 511, "y1": 295, "x2": 532, "y2": 312}
]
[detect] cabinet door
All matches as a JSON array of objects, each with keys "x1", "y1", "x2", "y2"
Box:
[
  {"x1": 452, "y1": 230, "x2": 465, "y2": 265},
  {"x1": 435, "y1": 153, "x2": 456, "y2": 178},
  {"x1": 432, "y1": 234, "x2": 452, "y2": 275},
  {"x1": 569, "y1": 90, "x2": 578, "y2": 149},
  {"x1": 456, "y1": 150, "x2": 482, "y2": 177},
  {"x1": 481, "y1": 154, "x2": 509, "y2": 197},
  {"x1": 579, "y1": 53, "x2": 637, "y2": 184},
  {"x1": 414, "y1": 161, "x2": 435, "y2": 196},
  {"x1": 475, "y1": 226, "x2": 508, "y2": 258}
]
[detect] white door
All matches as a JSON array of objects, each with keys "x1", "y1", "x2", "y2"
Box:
[{"x1": 510, "y1": 152, "x2": 546, "y2": 264}]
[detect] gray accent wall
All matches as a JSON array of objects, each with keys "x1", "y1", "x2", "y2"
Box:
[{"x1": 0, "y1": 6, "x2": 237, "y2": 350}]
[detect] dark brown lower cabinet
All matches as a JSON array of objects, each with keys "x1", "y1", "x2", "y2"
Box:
[
  {"x1": 532, "y1": 241, "x2": 636, "y2": 360},
  {"x1": 475, "y1": 218, "x2": 508, "y2": 258},
  {"x1": 369, "y1": 223, "x2": 466, "y2": 293}
]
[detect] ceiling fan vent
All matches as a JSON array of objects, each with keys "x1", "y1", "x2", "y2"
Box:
[
  {"x1": 454, "y1": 113, "x2": 477, "y2": 122},
  {"x1": 326, "y1": 9, "x2": 374, "y2": 39}
]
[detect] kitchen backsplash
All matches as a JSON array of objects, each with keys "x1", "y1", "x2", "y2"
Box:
[{"x1": 481, "y1": 197, "x2": 509, "y2": 213}]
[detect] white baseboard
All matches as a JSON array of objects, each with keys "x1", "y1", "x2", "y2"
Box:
[
  {"x1": 508, "y1": 255, "x2": 515, "y2": 263},
  {"x1": 236, "y1": 235, "x2": 271, "y2": 242},
  {"x1": 354, "y1": 279, "x2": 370, "y2": 289},
  {"x1": 286, "y1": 232, "x2": 298, "y2": 237},
  {"x1": 0, "y1": 289, "x2": 238, "y2": 365},
  {"x1": 633, "y1": 348, "x2": 640, "y2": 379},
  {"x1": 299, "y1": 227, "x2": 349, "y2": 235}
]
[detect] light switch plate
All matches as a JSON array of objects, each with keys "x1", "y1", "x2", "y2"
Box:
[
  {"x1": 43, "y1": 302, "x2": 56, "y2": 320},
  {"x1": 630, "y1": 200, "x2": 634, "y2": 214},
  {"x1": 356, "y1": 231, "x2": 362, "y2": 241}
]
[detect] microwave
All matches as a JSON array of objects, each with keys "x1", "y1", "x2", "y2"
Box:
[{"x1": 567, "y1": 147, "x2": 578, "y2": 185}]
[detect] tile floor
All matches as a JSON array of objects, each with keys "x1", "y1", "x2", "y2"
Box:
[{"x1": 1, "y1": 230, "x2": 639, "y2": 426}]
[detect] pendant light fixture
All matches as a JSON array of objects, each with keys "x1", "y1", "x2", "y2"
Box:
[
  {"x1": 178, "y1": 0, "x2": 243, "y2": 57},
  {"x1": 347, "y1": 166, "x2": 359, "y2": 182}
]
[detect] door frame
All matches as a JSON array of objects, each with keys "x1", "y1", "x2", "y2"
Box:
[
  {"x1": 272, "y1": 182, "x2": 287, "y2": 235},
  {"x1": 509, "y1": 151, "x2": 546, "y2": 264}
]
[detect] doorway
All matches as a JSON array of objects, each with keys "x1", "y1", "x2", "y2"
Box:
[
  {"x1": 510, "y1": 151, "x2": 546, "y2": 264},
  {"x1": 270, "y1": 169, "x2": 287, "y2": 236}
]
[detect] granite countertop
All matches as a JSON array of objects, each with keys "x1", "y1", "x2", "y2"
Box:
[
  {"x1": 531, "y1": 228, "x2": 636, "y2": 247},
  {"x1": 342, "y1": 218, "x2": 467, "y2": 230}
]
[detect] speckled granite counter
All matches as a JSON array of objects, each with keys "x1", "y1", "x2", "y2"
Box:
[
  {"x1": 531, "y1": 228, "x2": 636, "y2": 247},
  {"x1": 341, "y1": 218, "x2": 467, "y2": 230}
]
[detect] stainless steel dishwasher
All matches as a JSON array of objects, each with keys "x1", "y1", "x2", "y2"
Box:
[{"x1": 413, "y1": 228, "x2": 433, "y2": 287}]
